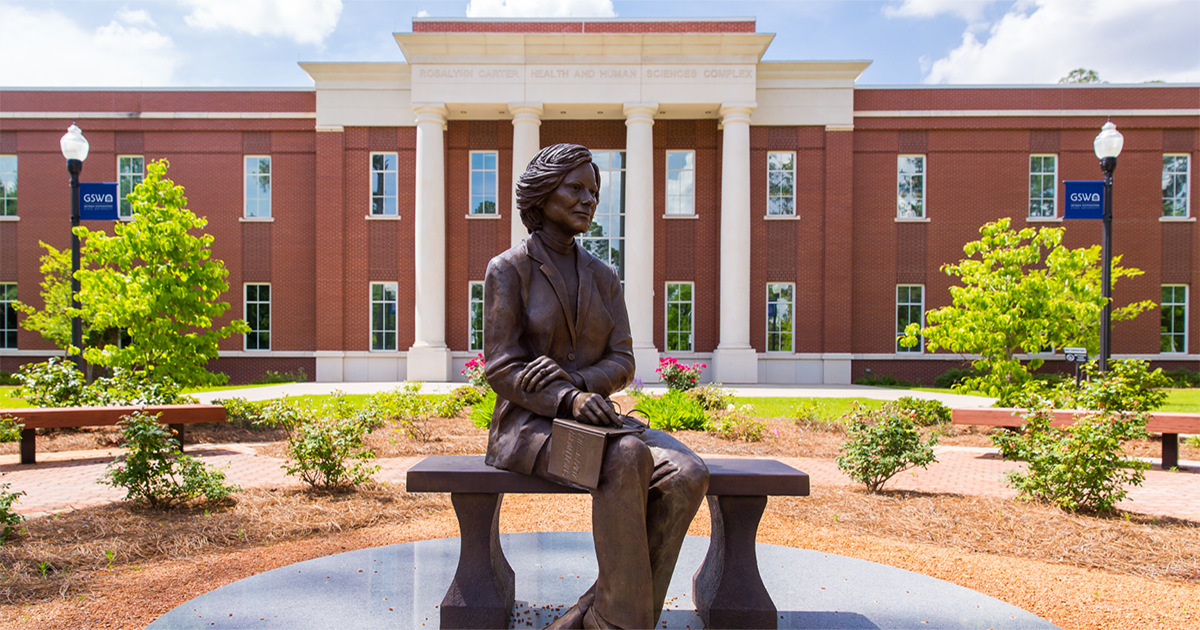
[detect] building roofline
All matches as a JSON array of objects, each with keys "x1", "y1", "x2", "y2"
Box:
[
  {"x1": 410, "y1": 17, "x2": 756, "y2": 23},
  {"x1": 855, "y1": 83, "x2": 1200, "y2": 89},
  {"x1": 0, "y1": 86, "x2": 315, "y2": 92}
]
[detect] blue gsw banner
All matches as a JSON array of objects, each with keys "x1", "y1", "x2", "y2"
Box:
[
  {"x1": 1064, "y1": 180, "x2": 1105, "y2": 220},
  {"x1": 79, "y1": 182, "x2": 119, "y2": 221}
]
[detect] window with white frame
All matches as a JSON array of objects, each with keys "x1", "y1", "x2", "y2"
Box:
[
  {"x1": 117, "y1": 156, "x2": 144, "y2": 218},
  {"x1": 897, "y1": 155, "x2": 925, "y2": 218},
  {"x1": 666, "y1": 282, "x2": 694, "y2": 352},
  {"x1": 1161, "y1": 285, "x2": 1188, "y2": 353},
  {"x1": 766, "y1": 283, "x2": 794, "y2": 352},
  {"x1": 0, "y1": 155, "x2": 16, "y2": 217},
  {"x1": 767, "y1": 152, "x2": 796, "y2": 217},
  {"x1": 1029, "y1": 155, "x2": 1057, "y2": 218},
  {"x1": 245, "y1": 284, "x2": 270, "y2": 351},
  {"x1": 371, "y1": 152, "x2": 398, "y2": 216},
  {"x1": 244, "y1": 156, "x2": 271, "y2": 218},
  {"x1": 470, "y1": 151, "x2": 498, "y2": 215},
  {"x1": 371, "y1": 282, "x2": 398, "y2": 351},
  {"x1": 665, "y1": 150, "x2": 695, "y2": 216},
  {"x1": 896, "y1": 285, "x2": 924, "y2": 353},
  {"x1": 468, "y1": 281, "x2": 485, "y2": 352},
  {"x1": 1163, "y1": 154, "x2": 1190, "y2": 217},
  {"x1": 0, "y1": 284, "x2": 15, "y2": 349},
  {"x1": 579, "y1": 150, "x2": 625, "y2": 282}
]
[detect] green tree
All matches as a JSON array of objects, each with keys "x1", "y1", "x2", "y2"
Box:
[
  {"x1": 14, "y1": 243, "x2": 88, "y2": 351},
  {"x1": 900, "y1": 219, "x2": 1153, "y2": 404},
  {"x1": 74, "y1": 159, "x2": 248, "y2": 386},
  {"x1": 1058, "y1": 68, "x2": 1105, "y2": 84}
]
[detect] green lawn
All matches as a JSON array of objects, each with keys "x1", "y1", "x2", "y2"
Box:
[
  {"x1": 732, "y1": 397, "x2": 885, "y2": 420},
  {"x1": 1162, "y1": 389, "x2": 1199, "y2": 413}
]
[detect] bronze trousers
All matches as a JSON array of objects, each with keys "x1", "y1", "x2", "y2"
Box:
[{"x1": 533, "y1": 428, "x2": 710, "y2": 629}]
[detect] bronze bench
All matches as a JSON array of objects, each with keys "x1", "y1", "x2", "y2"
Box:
[
  {"x1": 6, "y1": 404, "x2": 228, "y2": 465},
  {"x1": 406, "y1": 454, "x2": 809, "y2": 630}
]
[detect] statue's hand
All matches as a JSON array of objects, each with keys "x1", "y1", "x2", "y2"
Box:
[
  {"x1": 572, "y1": 392, "x2": 620, "y2": 427},
  {"x1": 518, "y1": 355, "x2": 569, "y2": 392}
]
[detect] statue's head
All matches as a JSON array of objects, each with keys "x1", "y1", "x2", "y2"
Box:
[{"x1": 516, "y1": 143, "x2": 601, "y2": 234}]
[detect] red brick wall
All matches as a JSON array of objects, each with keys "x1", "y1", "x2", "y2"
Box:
[{"x1": 413, "y1": 20, "x2": 755, "y2": 34}]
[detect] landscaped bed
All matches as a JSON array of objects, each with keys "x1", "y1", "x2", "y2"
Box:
[{"x1": 1, "y1": 397, "x2": 1198, "y2": 630}]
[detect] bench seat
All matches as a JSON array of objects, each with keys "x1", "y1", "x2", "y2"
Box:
[
  {"x1": 5, "y1": 404, "x2": 227, "y2": 465},
  {"x1": 952, "y1": 407, "x2": 1200, "y2": 469},
  {"x1": 406, "y1": 455, "x2": 809, "y2": 630}
]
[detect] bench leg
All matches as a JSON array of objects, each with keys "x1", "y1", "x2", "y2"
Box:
[
  {"x1": 1162, "y1": 434, "x2": 1179, "y2": 470},
  {"x1": 20, "y1": 428, "x2": 36, "y2": 465},
  {"x1": 439, "y1": 492, "x2": 514, "y2": 630},
  {"x1": 170, "y1": 424, "x2": 186, "y2": 453},
  {"x1": 693, "y1": 495, "x2": 776, "y2": 630}
]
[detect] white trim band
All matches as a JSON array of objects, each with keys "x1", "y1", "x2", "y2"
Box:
[{"x1": 856, "y1": 109, "x2": 1200, "y2": 118}]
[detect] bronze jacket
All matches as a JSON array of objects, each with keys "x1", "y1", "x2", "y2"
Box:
[{"x1": 483, "y1": 234, "x2": 635, "y2": 474}]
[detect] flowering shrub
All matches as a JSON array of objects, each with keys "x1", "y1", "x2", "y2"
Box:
[
  {"x1": 686, "y1": 383, "x2": 733, "y2": 412},
  {"x1": 712, "y1": 404, "x2": 766, "y2": 442},
  {"x1": 461, "y1": 354, "x2": 490, "y2": 389},
  {"x1": 1, "y1": 476, "x2": 23, "y2": 544},
  {"x1": 102, "y1": 411, "x2": 239, "y2": 507},
  {"x1": 835, "y1": 403, "x2": 938, "y2": 493},
  {"x1": 656, "y1": 357, "x2": 705, "y2": 391}
]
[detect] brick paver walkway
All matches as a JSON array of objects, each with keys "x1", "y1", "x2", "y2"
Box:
[{"x1": 2, "y1": 445, "x2": 1197, "y2": 521}]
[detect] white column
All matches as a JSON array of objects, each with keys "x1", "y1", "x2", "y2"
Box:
[
  {"x1": 407, "y1": 103, "x2": 452, "y2": 382},
  {"x1": 713, "y1": 102, "x2": 759, "y2": 384},
  {"x1": 623, "y1": 103, "x2": 660, "y2": 382},
  {"x1": 509, "y1": 103, "x2": 543, "y2": 248}
]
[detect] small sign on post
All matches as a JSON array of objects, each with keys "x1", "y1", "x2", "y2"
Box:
[
  {"x1": 79, "y1": 182, "x2": 119, "y2": 221},
  {"x1": 1064, "y1": 181, "x2": 1105, "y2": 220},
  {"x1": 1063, "y1": 347, "x2": 1089, "y2": 363}
]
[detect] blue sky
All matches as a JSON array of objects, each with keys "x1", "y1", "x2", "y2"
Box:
[{"x1": 1, "y1": 0, "x2": 1197, "y2": 88}]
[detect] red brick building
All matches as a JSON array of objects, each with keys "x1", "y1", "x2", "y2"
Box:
[{"x1": 0, "y1": 18, "x2": 1196, "y2": 384}]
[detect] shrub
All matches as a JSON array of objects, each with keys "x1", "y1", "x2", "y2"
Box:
[
  {"x1": 461, "y1": 354, "x2": 490, "y2": 389},
  {"x1": 0, "y1": 415, "x2": 23, "y2": 442},
  {"x1": 427, "y1": 394, "x2": 464, "y2": 419},
  {"x1": 212, "y1": 397, "x2": 265, "y2": 428},
  {"x1": 358, "y1": 384, "x2": 439, "y2": 442},
  {"x1": 101, "y1": 411, "x2": 239, "y2": 508},
  {"x1": 835, "y1": 403, "x2": 938, "y2": 492},
  {"x1": 991, "y1": 408, "x2": 1149, "y2": 513},
  {"x1": 281, "y1": 415, "x2": 380, "y2": 489},
  {"x1": 0, "y1": 477, "x2": 23, "y2": 544},
  {"x1": 0, "y1": 370, "x2": 18, "y2": 386},
  {"x1": 253, "y1": 368, "x2": 308, "y2": 385},
  {"x1": 635, "y1": 389, "x2": 708, "y2": 431},
  {"x1": 452, "y1": 385, "x2": 487, "y2": 406},
  {"x1": 711, "y1": 404, "x2": 766, "y2": 442},
  {"x1": 471, "y1": 389, "x2": 497, "y2": 429},
  {"x1": 933, "y1": 367, "x2": 978, "y2": 389},
  {"x1": 656, "y1": 357, "x2": 705, "y2": 391},
  {"x1": 90, "y1": 368, "x2": 187, "y2": 406},
  {"x1": 852, "y1": 373, "x2": 918, "y2": 388},
  {"x1": 1162, "y1": 369, "x2": 1199, "y2": 388},
  {"x1": 791, "y1": 401, "x2": 846, "y2": 434},
  {"x1": 891, "y1": 397, "x2": 951, "y2": 427},
  {"x1": 13, "y1": 358, "x2": 94, "y2": 407},
  {"x1": 686, "y1": 383, "x2": 733, "y2": 412},
  {"x1": 1012, "y1": 359, "x2": 1171, "y2": 412}
]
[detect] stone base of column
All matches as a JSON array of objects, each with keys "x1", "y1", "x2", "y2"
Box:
[
  {"x1": 314, "y1": 353, "x2": 345, "y2": 382},
  {"x1": 632, "y1": 345, "x2": 661, "y2": 384},
  {"x1": 821, "y1": 354, "x2": 853, "y2": 385},
  {"x1": 713, "y1": 347, "x2": 759, "y2": 384},
  {"x1": 406, "y1": 344, "x2": 453, "y2": 382}
]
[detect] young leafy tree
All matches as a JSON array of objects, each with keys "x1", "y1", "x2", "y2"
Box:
[
  {"x1": 900, "y1": 219, "x2": 1153, "y2": 404},
  {"x1": 75, "y1": 159, "x2": 248, "y2": 387},
  {"x1": 14, "y1": 242, "x2": 88, "y2": 351}
]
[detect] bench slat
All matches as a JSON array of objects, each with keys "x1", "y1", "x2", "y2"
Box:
[
  {"x1": 406, "y1": 455, "x2": 810, "y2": 497},
  {"x1": 1, "y1": 404, "x2": 226, "y2": 429},
  {"x1": 952, "y1": 407, "x2": 1200, "y2": 433}
]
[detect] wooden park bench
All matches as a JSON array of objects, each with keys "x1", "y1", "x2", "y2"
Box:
[
  {"x1": 952, "y1": 407, "x2": 1200, "y2": 470},
  {"x1": 5, "y1": 404, "x2": 227, "y2": 465},
  {"x1": 406, "y1": 454, "x2": 809, "y2": 630}
]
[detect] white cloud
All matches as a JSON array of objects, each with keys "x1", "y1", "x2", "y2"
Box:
[
  {"x1": 116, "y1": 7, "x2": 156, "y2": 27},
  {"x1": 417, "y1": 10, "x2": 430, "y2": 18},
  {"x1": 922, "y1": 0, "x2": 1200, "y2": 84},
  {"x1": 182, "y1": 0, "x2": 343, "y2": 46},
  {"x1": 465, "y1": 0, "x2": 616, "y2": 18},
  {"x1": 0, "y1": 4, "x2": 180, "y2": 87},
  {"x1": 884, "y1": 0, "x2": 997, "y2": 22}
]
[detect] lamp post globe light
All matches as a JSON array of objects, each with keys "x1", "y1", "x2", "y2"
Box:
[
  {"x1": 1093, "y1": 120, "x2": 1123, "y2": 373},
  {"x1": 59, "y1": 123, "x2": 89, "y2": 368}
]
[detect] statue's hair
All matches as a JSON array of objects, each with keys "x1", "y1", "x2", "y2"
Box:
[{"x1": 516, "y1": 143, "x2": 601, "y2": 233}]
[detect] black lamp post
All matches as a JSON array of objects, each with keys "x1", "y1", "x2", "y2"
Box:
[
  {"x1": 1093, "y1": 121, "x2": 1124, "y2": 373},
  {"x1": 59, "y1": 123, "x2": 89, "y2": 369}
]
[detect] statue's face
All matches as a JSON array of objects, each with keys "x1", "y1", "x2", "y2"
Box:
[{"x1": 541, "y1": 163, "x2": 598, "y2": 237}]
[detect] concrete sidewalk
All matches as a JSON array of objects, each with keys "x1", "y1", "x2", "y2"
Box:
[
  {"x1": 4, "y1": 443, "x2": 1196, "y2": 522},
  {"x1": 193, "y1": 381, "x2": 997, "y2": 408}
]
